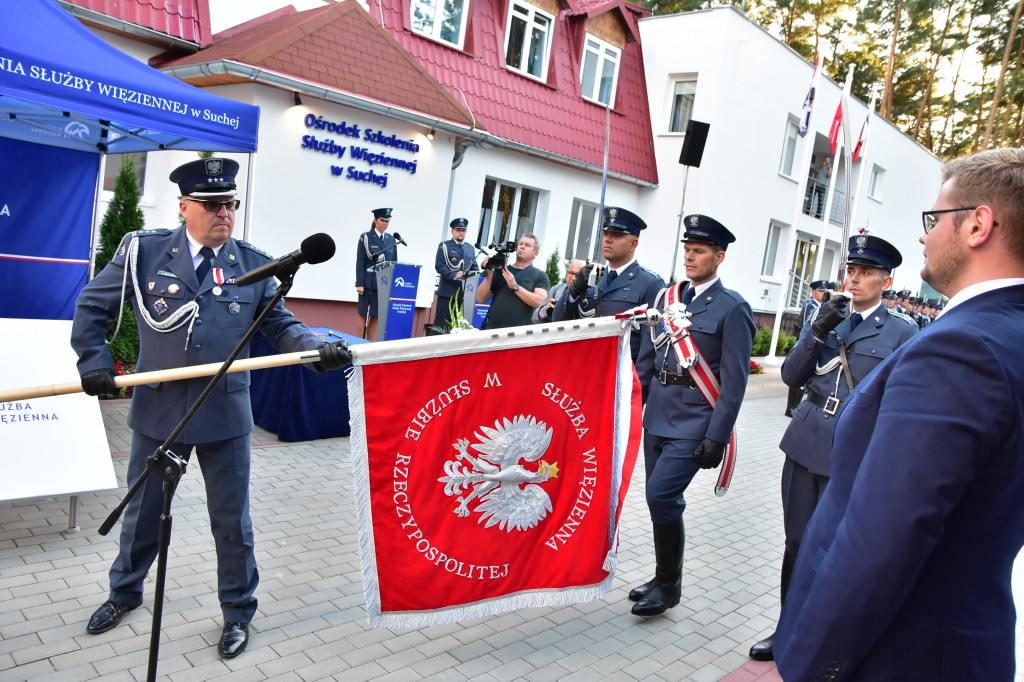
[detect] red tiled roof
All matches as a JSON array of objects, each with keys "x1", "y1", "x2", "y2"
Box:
[
  {"x1": 160, "y1": 2, "x2": 477, "y2": 129},
  {"x1": 381, "y1": 0, "x2": 658, "y2": 185},
  {"x1": 63, "y1": 0, "x2": 211, "y2": 45}
]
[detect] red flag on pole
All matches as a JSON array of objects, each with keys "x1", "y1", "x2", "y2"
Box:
[
  {"x1": 349, "y1": 319, "x2": 641, "y2": 627},
  {"x1": 828, "y1": 103, "x2": 842, "y2": 154},
  {"x1": 851, "y1": 109, "x2": 871, "y2": 162}
]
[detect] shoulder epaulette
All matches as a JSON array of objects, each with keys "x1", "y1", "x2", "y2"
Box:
[
  {"x1": 887, "y1": 309, "x2": 915, "y2": 325},
  {"x1": 236, "y1": 240, "x2": 272, "y2": 259},
  {"x1": 639, "y1": 265, "x2": 663, "y2": 278},
  {"x1": 130, "y1": 228, "x2": 172, "y2": 238}
]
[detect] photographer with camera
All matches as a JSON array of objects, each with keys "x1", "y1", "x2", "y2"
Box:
[
  {"x1": 476, "y1": 233, "x2": 549, "y2": 329},
  {"x1": 553, "y1": 207, "x2": 664, "y2": 362}
]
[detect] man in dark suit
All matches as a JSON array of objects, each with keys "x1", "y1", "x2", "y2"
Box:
[
  {"x1": 72, "y1": 158, "x2": 350, "y2": 658},
  {"x1": 355, "y1": 207, "x2": 399, "y2": 339},
  {"x1": 552, "y1": 207, "x2": 664, "y2": 362},
  {"x1": 774, "y1": 148, "x2": 1024, "y2": 680},
  {"x1": 785, "y1": 279, "x2": 831, "y2": 417},
  {"x1": 632, "y1": 214, "x2": 755, "y2": 617},
  {"x1": 432, "y1": 217, "x2": 477, "y2": 333},
  {"x1": 749, "y1": 234, "x2": 917, "y2": 662}
]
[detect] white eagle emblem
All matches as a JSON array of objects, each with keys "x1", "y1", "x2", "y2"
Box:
[
  {"x1": 439, "y1": 415, "x2": 559, "y2": 532},
  {"x1": 855, "y1": 234, "x2": 868, "y2": 252},
  {"x1": 205, "y1": 159, "x2": 223, "y2": 176},
  {"x1": 688, "y1": 215, "x2": 700, "y2": 228}
]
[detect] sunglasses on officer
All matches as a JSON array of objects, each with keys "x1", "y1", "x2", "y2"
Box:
[{"x1": 184, "y1": 197, "x2": 241, "y2": 212}]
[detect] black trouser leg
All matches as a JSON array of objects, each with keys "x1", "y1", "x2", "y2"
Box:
[{"x1": 749, "y1": 549, "x2": 798, "y2": 661}]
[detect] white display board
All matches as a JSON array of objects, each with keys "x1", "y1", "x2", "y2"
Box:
[{"x1": 0, "y1": 319, "x2": 117, "y2": 501}]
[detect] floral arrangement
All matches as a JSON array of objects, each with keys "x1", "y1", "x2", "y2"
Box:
[
  {"x1": 749, "y1": 360, "x2": 764, "y2": 375},
  {"x1": 114, "y1": 360, "x2": 135, "y2": 397}
]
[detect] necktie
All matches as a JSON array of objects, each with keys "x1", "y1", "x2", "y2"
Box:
[
  {"x1": 195, "y1": 246, "x2": 215, "y2": 284},
  {"x1": 849, "y1": 312, "x2": 863, "y2": 332},
  {"x1": 683, "y1": 286, "x2": 695, "y2": 305},
  {"x1": 605, "y1": 270, "x2": 617, "y2": 285}
]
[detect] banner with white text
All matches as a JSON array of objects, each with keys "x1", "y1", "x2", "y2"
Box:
[{"x1": 349, "y1": 318, "x2": 640, "y2": 627}]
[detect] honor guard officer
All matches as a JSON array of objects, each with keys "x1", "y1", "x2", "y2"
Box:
[
  {"x1": 72, "y1": 158, "x2": 351, "y2": 659},
  {"x1": 355, "y1": 208, "x2": 399, "y2": 339},
  {"x1": 432, "y1": 217, "x2": 477, "y2": 332},
  {"x1": 631, "y1": 214, "x2": 755, "y2": 617},
  {"x1": 748, "y1": 234, "x2": 917, "y2": 663},
  {"x1": 785, "y1": 279, "x2": 830, "y2": 417},
  {"x1": 552, "y1": 207, "x2": 665, "y2": 362}
]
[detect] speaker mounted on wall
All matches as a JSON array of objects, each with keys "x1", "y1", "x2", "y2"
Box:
[{"x1": 678, "y1": 120, "x2": 710, "y2": 168}]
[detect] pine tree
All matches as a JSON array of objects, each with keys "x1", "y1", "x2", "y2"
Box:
[
  {"x1": 94, "y1": 155, "x2": 144, "y2": 383},
  {"x1": 545, "y1": 247, "x2": 562, "y2": 287}
]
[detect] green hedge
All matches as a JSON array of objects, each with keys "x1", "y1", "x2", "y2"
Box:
[{"x1": 751, "y1": 324, "x2": 796, "y2": 357}]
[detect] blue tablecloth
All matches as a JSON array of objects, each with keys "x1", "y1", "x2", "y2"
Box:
[{"x1": 249, "y1": 327, "x2": 367, "y2": 442}]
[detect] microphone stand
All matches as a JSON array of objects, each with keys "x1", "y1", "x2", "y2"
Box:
[{"x1": 99, "y1": 265, "x2": 302, "y2": 682}]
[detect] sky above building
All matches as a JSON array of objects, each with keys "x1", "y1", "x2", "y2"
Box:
[{"x1": 209, "y1": 0, "x2": 331, "y2": 34}]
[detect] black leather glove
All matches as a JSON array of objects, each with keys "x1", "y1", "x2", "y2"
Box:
[
  {"x1": 811, "y1": 292, "x2": 849, "y2": 341},
  {"x1": 567, "y1": 263, "x2": 593, "y2": 299},
  {"x1": 312, "y1": 341, "x2": 352, "y2": 374},
  {"x1": 694, "y1": 438, "x2": 726, "y2": 470},
  {"x1": 81, "y1": 369, "x2": 117, "y2": 397}
]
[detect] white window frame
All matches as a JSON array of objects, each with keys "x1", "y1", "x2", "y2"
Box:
[
  {"x1": 779, "y1": 118, "x2": 799, "y2": 178},
  {"x1": 102, "y1": 152, "x2": 152, "y2": 204},
  {"x1": 761, "y1": 221, "x2": 783, "y2": 279},
  {"x1": 504, "y1": 1, "x2": 554, "y2": 81},
  {"x1": 668, "y1": 78, "x2": 697, "y2": 133},
  {"x1": 580, "y1": 34, "x2": 620, "y2": 107},
  {"x1": 565, "y1": 198, "x2": 603, "y2": 262},
  {"x1": 411, "y1": 0, "x2": 470, "y2": 49},
  {"x1": 868, "y1": 165, "x2": 885, "y2": 201},
  {"x1": 479, "y1": 178, "x2": 542, "y2": 248}
]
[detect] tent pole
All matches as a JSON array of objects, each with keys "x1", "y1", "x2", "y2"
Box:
[
  {"x1": 88, "y1": 153, "x2": 106, "y2": 278},
  {"x1": 242, "y1": 152, "x2": 255, "y2": 242}
]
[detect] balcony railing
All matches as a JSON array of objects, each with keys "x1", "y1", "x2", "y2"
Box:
[{"x1": 803, "y1": 181, "x2": 846, "y2": 226}]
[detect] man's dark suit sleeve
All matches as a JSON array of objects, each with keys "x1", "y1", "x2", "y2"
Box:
[{"x1": 777, "y1": 327, "x2": 1010, "y2": 680}]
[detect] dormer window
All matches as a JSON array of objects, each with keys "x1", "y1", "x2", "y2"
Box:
[
  {"x1": 580, "y1": 35, "x2": 619, "y2": 106},
  {"x1": 504, "y1": 1, "x2": 554, "y2": 81},
  {"x1": 412, "y1": 0, "x2": 470, "y2": 49}
]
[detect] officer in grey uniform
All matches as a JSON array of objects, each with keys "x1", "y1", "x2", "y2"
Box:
[
  {"x1": 355, "y1": 207, "x2": 399, "y2": 339},
  {"x1": 72, "y1": 158, "x2": 350, "y2": 659},
  {"x1": 748, "y1": 234, "x2": 917, "y2": 662},
  {"x1": 552, "y1": 207, "x2": 664, "y2": 362},
  {"x1": 631, "y1": 214, "x2": 755, "y2": 617},
  {"x1": 785, "y1": 279, "x2": 830, "y2": 417},
  {"x1": 432, "y1": 217, "x2": 477, "y2": 332}
]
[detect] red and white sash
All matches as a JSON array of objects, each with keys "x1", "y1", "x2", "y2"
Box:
[{"x1": 659, "y1": 283, "x2": 737, "y2": 497}]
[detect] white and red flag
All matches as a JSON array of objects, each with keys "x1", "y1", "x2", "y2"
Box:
[
  {"x1": 851, "y1": 108, "x2": 871, "y2": 162},
  {"x1": 348, "y1": 318, "x2": 641, "y2": 628}
]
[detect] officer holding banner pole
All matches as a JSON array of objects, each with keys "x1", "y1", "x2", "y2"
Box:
[{"x1": 631, "y1": 214, "x2": 755, "y2": 617}]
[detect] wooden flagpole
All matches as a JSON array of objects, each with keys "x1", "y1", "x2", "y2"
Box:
[{"x1": 0, "y1": 349, "x2": 323, "y2": 403}]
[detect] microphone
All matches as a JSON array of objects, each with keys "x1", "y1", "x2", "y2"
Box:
[
  {"x1": 233, "y1": 233, "x2": 336, "y2": 286},
  {"x1": 392, "y1": 232, "x2": 408, "y2": 246}
]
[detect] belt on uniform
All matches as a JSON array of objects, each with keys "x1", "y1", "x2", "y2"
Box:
[
  {"x1": 805, "y1": 389, "x2": 842, "y2": 416},
  {"x1": 657, "y1": 368, "x2": 697, "y2": 387}
]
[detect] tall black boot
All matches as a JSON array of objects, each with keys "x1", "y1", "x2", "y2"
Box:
[
  {"x1": 631, "y1": 519, "x2": 684, "y2": 617},
  {"x1": 749, "y1": 550, "x2": 797, "y2": 661}
]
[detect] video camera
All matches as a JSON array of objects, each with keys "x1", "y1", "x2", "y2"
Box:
[{"x1": 484, "y1": 241, "x2": 517, "y2": 270}]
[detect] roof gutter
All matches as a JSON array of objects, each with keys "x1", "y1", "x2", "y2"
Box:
[
  {"x1": 163, "y1": 60, "x2": 657, "y2": 189},
  {"x1": 57, "y1": 1, "x2": 201, "y2": 53},
  {"x1": 162, "y1": 60, "x2": 504, "y2": 149}
]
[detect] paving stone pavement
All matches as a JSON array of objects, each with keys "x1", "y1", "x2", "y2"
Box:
[{"x1": 1, "y1": 364, "x2": 1022, "y2": 681}]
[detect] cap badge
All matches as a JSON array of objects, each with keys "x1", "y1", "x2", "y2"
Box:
[
  {"x1": 204, "y1": 159, "x2": 223, "y2": 176},
  {"x1": 855, "y1": 235, "x2": 867, "y2": 252},
  {"x1": 608, "y1": 207, "x2": 618, "y2": 220},
  {"x1": 688, "y1": 215, "x2": 700, "y2": 228}
]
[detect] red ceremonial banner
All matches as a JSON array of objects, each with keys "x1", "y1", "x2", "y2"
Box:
[{"x1": 349, "y1": 321, "x2": 640, "y2": 627}]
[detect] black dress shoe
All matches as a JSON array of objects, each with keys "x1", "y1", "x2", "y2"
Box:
[
  {"x1": 631, "y1": 580, "x2": 681, "y2": 617},
  {"x1": 749, "y1": 633, "x2": 775, "y2": 661},
  {"x1": 628, "y1": 579, "x2": 655, "y2": 602},
  {"x1": 219, "y1": 622, "x2": 249, "y2": 658},
  {"x1": 86, "y1": 599, "x2": 142, "y2": 634}
]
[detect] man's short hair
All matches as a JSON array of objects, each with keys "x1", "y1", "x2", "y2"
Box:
[
  {"x1": 521, "y1": 233, "x2": 539, "y2": 251},
  {"x1": 942, "y1": 148, "x2": 1024, "y2": 260}
]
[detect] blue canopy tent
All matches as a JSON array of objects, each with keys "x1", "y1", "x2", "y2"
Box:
[{"x1": 0, "y1": 0, "x2": 260, "y2": 319}]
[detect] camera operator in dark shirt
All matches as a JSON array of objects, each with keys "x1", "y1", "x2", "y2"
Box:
[{"x1": 477, "y1": 233, "x2": 549, "y2": 329}]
